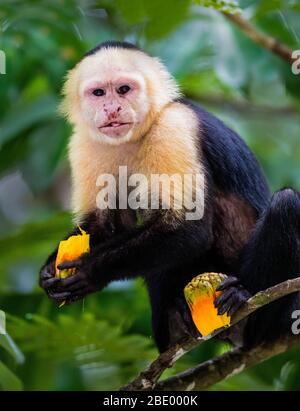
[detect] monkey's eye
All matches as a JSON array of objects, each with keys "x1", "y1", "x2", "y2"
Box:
[
  {"x1": 92, "y1": 88, "x2": 105, "y2": 97},
  {"x1": 117, "y1": 85, "x2": 131, "y2": 95}
]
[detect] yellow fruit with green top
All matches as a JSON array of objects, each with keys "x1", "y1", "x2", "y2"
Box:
[{"x1": 184, "y1": 272, "x2": 231, "y2": 337}]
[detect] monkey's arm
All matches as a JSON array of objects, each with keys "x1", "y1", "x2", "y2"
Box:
[
  {"x1": 53, "y1": 214, "x2": 213, "y2": 303},
  {"x1": 39, "y1": 223, "x2": 142, "y2": 301}
]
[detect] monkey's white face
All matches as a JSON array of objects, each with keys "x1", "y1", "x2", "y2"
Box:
[
  {"x1": 62, "y1": 47, "x2": 180, "y2": 146},
  {"x1": 79, "y1": 66, "x2": 150, "y2": 145}
]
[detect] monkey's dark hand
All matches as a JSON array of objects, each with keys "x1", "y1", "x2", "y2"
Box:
[
  {"x1": 214, "y1": 276, "x2": 251, "y2": 317},
  {"x1": 54, "y1": 257, "x2": 104, "y2": 304},
  {"x1": 39, "y1": 259, "x2": 71, "y2": 304}
]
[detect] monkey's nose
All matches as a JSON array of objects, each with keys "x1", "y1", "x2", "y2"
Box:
[
  {"x1": 107, "y1": 106, "x2": 122, "y2": 120},
  {"x1": 104, "y1": 103, "x2": 122, "y2": 118}
]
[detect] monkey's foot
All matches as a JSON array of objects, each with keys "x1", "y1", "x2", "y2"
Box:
[{"x1": 214, "y1": 276, "x2": 251, "y2": 317}]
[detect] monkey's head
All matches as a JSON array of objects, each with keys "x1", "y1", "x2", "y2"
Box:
[{"x1": 61, "y1": 41, "x2": 180, "y2": 145}]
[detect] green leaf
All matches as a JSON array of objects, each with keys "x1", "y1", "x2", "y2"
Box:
[
  {"x1": 0, "y1": 361, "x2": 23, "y2": 390},
  {"x1": 0, "y1": 334, "x2": 24, "y2": 365},
  {"x1": 115, "y1": 0, "x2": 147, "y2": 24},
  {"x1": 20, "y1": 121, "x2": 69, "y2": 192},
  {"x1": 0, "y1": 95, "x2": 59, "y2": 147},
  {"x1": 0, "y1": 212, "x2": 72, "y2": 289},
  {"x1": 116, "y1": 0, "x2": 191, "y2": 39}
]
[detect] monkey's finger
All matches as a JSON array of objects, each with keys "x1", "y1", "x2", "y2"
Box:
[
  {"x1": 66, "y1": 286, "x2": 94, "y2": 300},
  {"x1": 216, "y1": 295, "x2": 235, "y2": 316},
  {"x1": 40, "y1": 270, "x2": 51, "y2": 280},
  {"x1": 48, "y1": 290, "x2": 71, "y2": 300},
  {"x1": 41, "y1": 277, "x2": 60, "y2": 289},
  {"x1": 228, "y1": 299, "x2": 246, "y2": 317},
  {"x1": 40, "y1": 265, "x2": 55, "y2": 280},
  {"x1": 48, "y1": 263, "x2": 56, "y2": 276},
  {"x1": 216, "y1": 276, "x2": 239, "y2": 291},
  {"x1": 57, "y1": 272, "x2": 85, "y2": 287},
  {"x1": 214, "y1": 288, "x2": 235, "y2": 309},
  {"x1": 57, "y1": 259, "x2": 83, "y2": 270},
  {"x1": 227, "y1": 289, "x2": 250, "y2": 316},
  {"x1": 58, "y1": 280, "x2": 87, "y2": 292},
  {"x1": 64, "y1": 294, "x2": 84, "y2": 304}
]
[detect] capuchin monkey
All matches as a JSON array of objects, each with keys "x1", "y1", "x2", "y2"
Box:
[{"x1": 40, "y1": 41, "x2": 300, "y2": 353}]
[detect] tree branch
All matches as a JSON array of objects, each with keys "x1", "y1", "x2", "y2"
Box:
[
  {"x1": 223, "y1": 13, "x2": 295, "y2": 64},
  {"x1": 121, "y1": 277, "x2": 300, "y2": 391},
  {"x1": 156, "y1": 335, "x2": 300, "y2": 391}
]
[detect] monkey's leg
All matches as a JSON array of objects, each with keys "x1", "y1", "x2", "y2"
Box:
[
  {"x1": 217, "y1": 188, "x2": 300, "y2": 347},
  {"x1": 146, "y1": 274, "x2": 172, "y2": 353},
  {"x1": 146, "y1": 272, "x2": 201, "y2": 353}
]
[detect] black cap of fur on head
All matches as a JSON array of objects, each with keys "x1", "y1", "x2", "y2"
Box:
[{"x1": 84, "y1": 41, "x2": 141, "y2": 58}]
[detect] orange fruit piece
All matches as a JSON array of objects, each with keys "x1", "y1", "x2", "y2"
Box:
[
  {"x1": 56, "y1": 227, "x2": 90, "y2": 279},
  {"x1": 184, "y1": 273, "x2": 231, "y2": 337}
]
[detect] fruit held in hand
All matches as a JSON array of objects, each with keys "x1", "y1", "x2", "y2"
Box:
[
  {"x1": 55, "y1": 227, "x2": 90, "y2": 280},
  {"x1": 184, "y1": 272, "x2": 231, "y2": 337}
]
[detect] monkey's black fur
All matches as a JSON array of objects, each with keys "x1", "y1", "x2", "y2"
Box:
[
  {"x1": 84, "y1": 41, "x2": 141, "y2": 58},
  {"x1": 40, "y1": 43, "x2": 300, "y2": 353}
]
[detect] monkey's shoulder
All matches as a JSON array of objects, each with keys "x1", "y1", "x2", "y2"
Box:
[
  {"x1": 153, "y1": 101, "x2": 200, "y2": 139},
  {"x1": 142, "y1": 101, "x2": 203, "y2": 178}
]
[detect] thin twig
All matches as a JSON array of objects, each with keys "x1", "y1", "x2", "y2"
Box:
[{"x1": 223, "y1": 13, "x2": 295, "y2": 64}]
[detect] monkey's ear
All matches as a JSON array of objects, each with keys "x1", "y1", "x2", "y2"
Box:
[{"x1": 59, "y1": 66, "x2": 80, "y2": 123}]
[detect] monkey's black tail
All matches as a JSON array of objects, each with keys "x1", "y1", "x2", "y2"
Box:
[{"x1": 238, "y1": 188, "x2": 300, "y2": 347}]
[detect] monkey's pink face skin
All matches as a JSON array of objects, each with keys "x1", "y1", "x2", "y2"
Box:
[{"x1": 80, "y1": 76, "x2": 147, "y2": 141}]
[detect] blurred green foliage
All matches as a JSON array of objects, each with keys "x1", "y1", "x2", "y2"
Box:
[{"x1": 0, "y1": 0, "x2": 300, "y2": 391}]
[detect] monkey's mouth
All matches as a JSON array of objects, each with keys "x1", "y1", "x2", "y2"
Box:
[
  {"x1": 98, "y1": 121, "x2": 133, "y2": 137},
  {"x1": 99, "y1": 121, "x2": 132, "y2": 129}
]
